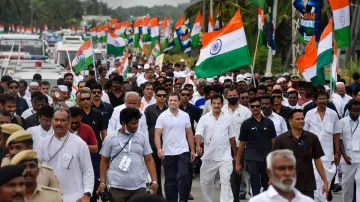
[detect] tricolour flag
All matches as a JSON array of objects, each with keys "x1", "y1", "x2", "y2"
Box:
[
  {"x1": 328, "y1": 0, "x2": 350, "y2": 48},
  {"x1": 296, "y1": 36, "x2": 317, "y2": 82},
  {"x1": 139, "y1": 36, "x2": 147, "y2": 55},
  {"x1": 118, "y1": 50, "x2": 129, "y2": 78},
  {"x1": 134, "y1": 18, "x2": 142, "y2": 48},
  {"x1": 258, "y1": 7, "x2": 265, "y2": 45},
  {"x1": 195, "y1": 10, "x2": 251, "y2": 78},
  {"x1": 191, "y1": 11, "x2": 202, "y2": 48},
  {"x1": 153, "y1": 41, "x2": 161, "y2": 57},
  {"x1": 107, "y1": 28, "x2": 126, "y2": 55},
  {"x1": 0, "y1": 25, "x2": 4, "y2": 34},
  {"x1": 72, "y1": 40, "x2": 94, "y2": 74},
  {"x1": 44, "y1": 24, "x2": 48, "y2": 31},
  {"x1": 162, "y1": 17, "x2": 169, "y2": 47},
  {"x1": 208, "y1": 13, "x2": 214, "y2": 32},
  {"x1": 150, "y1": 17, "x2": 160, "y2": 46},
  {"x1": 143, "y1": 17, "x2": 151, "y2": 42},
  {"x1": 91, "y1": 27, "x2": 97, "y2": 42},
  {"x1": 330, "y1": 40, "x2": 338, "y2": 89}
]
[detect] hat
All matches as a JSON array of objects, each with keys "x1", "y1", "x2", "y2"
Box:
[
  {"x1": 29, "y1": 82, "x2": 39, "y2": 87},
  {"x1": 0, "y1": 165, "x2": 26, "y2": 186},
  {"x1": 177, "y1": 72, "x2": 187, "y2": 78},
  {"x1": 206, "y1": 78, "x2": 214, "y2": 83},
  {"x1": 1, "y1": 124, "x2": 24, "y2": 135},
  {"x1": 144, "y1": 64, "x2": 150, "y2": 69},
  {"x1": 283, "y1": 72, "x2": 290, "y2": 77},
  {"x1": 236, "y1": 74, "x2": 245, "y2": 83},
  {"x1": 6, "y1": 130, "x2": 32, "y2": 147},
  {"x1": 10, "y1": 150, "x2": 38, "y2": 165},
  {"x1": 180, "y1": 59, "x2": 185, "y2": 63},
  {"x1": 264, "y1": 72, "x2": 273, "y2": 78},
  {"x1": 58, "y1": 85, "x2": 68, "y2": 92},
  {"x1": 277, "y1": 77, "x2": 286, "y2": 84}
]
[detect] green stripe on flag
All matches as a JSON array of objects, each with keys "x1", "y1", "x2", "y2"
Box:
[
  {"x1": 317, "y1": 49, "x2": 333, "y2": 68},
  {"x1": 311, "y1": 66, "x2": 325, "y2": 86},
  {"x1": 335, "y1": 26, "x2": 351, "y2": 48},
  {"x1": 151, "y1": 36, "x2": 160, "y2": 46},
  {"x1": 107, "y1": 44, "x2": 124, "y2": 55},
  {"x1": 191, "y1": 34, "x2": 200, "y2": 48},
  {"x1": 74, "y1": 56, "x2": 93, "y2": 74},
  {"x1": 195, "y1": 46, "x2": 251, "y2": 78}
]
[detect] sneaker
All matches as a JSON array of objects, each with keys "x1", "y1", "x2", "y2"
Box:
[
  {"x1": 188, "y1": 194, "x2": 194, "y2": 200},
  {"x1": 332, "y1": 184, "x2": 342, "y2": 193}
]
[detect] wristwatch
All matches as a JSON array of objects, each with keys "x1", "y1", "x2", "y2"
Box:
[
  {"x1": 152, "y1": 181, "x2": 158, "y2": 186},
  {"x1": 84, "y1": 192, "x2": 92, "y2": 197}
]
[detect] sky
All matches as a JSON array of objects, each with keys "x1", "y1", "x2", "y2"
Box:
[{"x1": 100, "y1": 0, "x2": 191, "y2": 8}]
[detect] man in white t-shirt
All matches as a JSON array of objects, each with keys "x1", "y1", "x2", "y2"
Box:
[{"x1": 155, "y1": 92, "x2": 195, "y2": 202}]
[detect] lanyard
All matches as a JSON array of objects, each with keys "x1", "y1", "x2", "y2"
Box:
[
  {"x1": 46, "y1": 133, "x2": 70, "y2": 163},
  {"x1": 119, "y1": 136, "x2": 132, "y2": 153},
  {"x1": 350, "y1": 119, "x2": 359, "y2": 136}
]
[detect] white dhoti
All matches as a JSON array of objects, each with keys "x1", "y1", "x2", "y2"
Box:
[
  {"x1": 314, "y1": 161, "x2": 336, "y2": 202},
  {"x1": 200, "y1": 160, "x2": 233, "y2": 202},
  {"x1": 341, "y1": 163, "x2": 360, "y2": 202}
]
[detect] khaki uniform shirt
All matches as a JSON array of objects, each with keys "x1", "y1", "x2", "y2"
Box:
[
  {"x1": 26, "y1": 184, "x2": 62, "y2": 202},
  {"x1": 1, "y1": 157, "x2": 59, "y2": 189}
]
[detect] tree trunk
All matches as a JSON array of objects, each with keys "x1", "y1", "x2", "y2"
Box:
[
  {"x1": 266, "y1": 0, "x2": 278, "y2": 73},
  {"x1": 283, "y1": 47, "x2": 292, "y2": 72},
  {"x1": 323, "y1": 0, "x2": 332, "y2": 19},
  {"x1": 350, "y1": 0, "x2": 359, "y2": 40},
  {"x1": 346, "y1": 4, "x2": 360, "y2": 62}
]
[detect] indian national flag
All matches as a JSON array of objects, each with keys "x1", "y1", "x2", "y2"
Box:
[
  {"x1": 114, "y1": 23, "x2": 121, "y2": 35},
  {"x1": 208, "y1": 14, "x2": 214, "y2": 32},
  {"x1": 195, "y1": 10, "x2": 251, "y2": 78},
  {"x1": 120, "y1": 21, "x2": 127, "y2": 39},
  {"x1": 107, "y1": 28, "x2": 126, "y2": 55},
  {"x1": 153, "y1": 41, "x2": 161, "y2": 57},
  {"x1": 258, "y1": 7, "x2": 265, "y2": 45},
  {"x1": 317, "y1": 18, "x2": 333, "y2": 68},
  {"x1": 328, "y1": 0, "x2": 350, "y2": 48},
  {"x1": 118, "y1": 50, "x2": 129, "y2": 78},
  {"x1": 330, "y1": 40, "x2": 338, "y2": 88},
  {"x1": 150, "y1": 17, "x2": 160, "y2": 46},
  {"x1": 139, "y1": 36, "x2": 147, "y2": 55},
  {"x1": 101, "y1": 26, "x2": 107, "y2": 43},
  {"x1": 134, "y1": 18, "x2": 142, "y2": 48},
  {"x1": 162, "y1": 17, "x2": 169, "y2": 47},
  {"x1": 296, "y1": 36, "x2": 317, "y2": 82},
  {"x1": 0, "y1": 25, "x2": 4, "y2": 34},
  {"x1": 91, "y1": 27, "x2": 97, "y2": 42},
  {"x1": 143, "y1": 17, "x2": 151, "y2": 42},
  {"x1": 191, "y1": 11, "x2": 202, "y2": 48},
  {"x1": 72, "y1": 40, "x2": 94, "y2": 74}
]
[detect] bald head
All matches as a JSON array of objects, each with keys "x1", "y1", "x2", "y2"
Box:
[{"x1": 336, "y1": 82, "x2": 346, "y2": 97}]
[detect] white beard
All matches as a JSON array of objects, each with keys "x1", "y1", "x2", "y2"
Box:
[{"x1": 272, "y1": 176, "x2": 297, "y2": 192}]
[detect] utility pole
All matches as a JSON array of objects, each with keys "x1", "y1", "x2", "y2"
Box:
[
  {"x1": 265, "y1": 0, "x2": 278, "y2": 74},
  {"x1": 202, "y1": 0, "x2": 206, "y2": 31},
  {"x1": 210, "y1": 0, "x2": 213, "y2": 19}
]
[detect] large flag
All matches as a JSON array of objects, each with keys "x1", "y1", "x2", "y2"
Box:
[
  {"x1": 328, "y1": 0, "x2": 350, "y2": 48},
  {"x1": 107, "y1": 28, "x2": 126, "y2": 55},
  {"x1": 143, "y1": 17, "x2": 151, "y2": 42},
  {"x1": 118, "y1": 50, "x2": 129, "y2": 78},
  {"x1": 153, "y1": 41, "x2": 161, "y2": 57},
  {"x1": 162, "y1": 17, "x2": 170, "y2": 47},
  {"x1": 258, "y1": 7, "x2": 265, "y2": 45},
  {"x1": 208, "y1": 13, "x2": 214, "y2": 32},
  {"x1": 120, "y1": 21, "x2": 127, "y2": 39},
  {"x1": 195, "y1": 10, "x2": 251, "y2": 78},
  {"x1": 139, "y1": 36, "x2": 147, "y2": 55},
  {"x1": 296, "y1": 36, "x2": 317, "y2": 82},
  {"x1": 134, "y1": 18, "x2": 142, "y2": 48},
  {"x1": 317, "y1": 19, "x2": 333, "y2": 68},
  {"x1": 191, "y1": 11, "x2": 202, "y2": 48},
  {"x1": 72, "y1": 40, "x2": 94, "y2": 74},
  {"x1": 91, "y1": 27, "x2": 97, "y2": 42},
  {"x1": 150, "y1": 17, "x2": 160, "y2": 46},
  {"x1": 330, "y1": 40, "x2": 338, "y2": 89},
  {"x1": 267, "y1": 0, "x2": 277, "y2": 55},
  {"x1": 175, "y1": 18, "x2": 192, "y2": 53}
]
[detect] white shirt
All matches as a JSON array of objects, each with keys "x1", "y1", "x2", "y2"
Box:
[
  {"x1": 249, "y1": 185, "x2": 314, "y2": 202},
  {"x1": 263, "y1": 112, "x2": 288, "y2": 136},
  {"x1": 101, "y1": 91, "x2": 111, "y2": 104},
  {"x1": 27, "y1": 125, "x2": 53, "y2": 152},
  {"x1": 196, "y1": 112, "x2": 235, "y2": 161},
  {"x1": 21, "y1": 108, "x2": 35, "y2": 119},
  {"x1": 222, "y1": 104, "x2": 252, "y2": 146},
  {"x1": 192, "y1": 91, "x2": 203, "y2": 104},
  {"x1": 288, "y1": 103, "x2": 301, "y2": 109},
  {"x1": 140, "y1": 96, "x2": 156, "y2": 111},
  {"x1": 202, "y1": 99, "x2": 229, "y2": 116},
  {"x1": 107, "y1": 104, "x2": 148, "y2": 136},
  {"x1": 19, "y1": 93, "x2": 32, "y2": 108},
  {"x1": 304, "y1": 107, "x2": 341, "y2": 161},
  {"x1": 340, "y1": 116, "x2": 360, "y2": 163},
  {"x1": 37, "y1": 133, "x2": 94, "y2": 202},
  {"x1": 155, "y1": 109, "x2": 191, "y2": 155},
  {"x1": 332, "y1": 93, "x2": 344, "y2": 117}
]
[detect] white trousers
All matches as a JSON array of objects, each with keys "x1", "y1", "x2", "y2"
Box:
[
  {"x1": 200, "y1": 159, "x2": 233, "y2": 202},
  {"x1": 314, "y1": 161, "x2": 336, "y2": 202},
  {"x1": 341, "y1": 163, "x2": 360, "y2": 202}
]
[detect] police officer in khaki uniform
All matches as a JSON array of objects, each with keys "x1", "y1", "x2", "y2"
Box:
[
  {"x1": 0, "y1": 123, "x2": 24, "y2": 166},
  {"x1": 10, "y1": 150, "x2": 62, "y2": 202},
  {"x1": 0, "y1": 164, "x2": 26, "y2": 202},
  {"x1": 3, "y1": 130, "x2": 59, "y2": 188}
]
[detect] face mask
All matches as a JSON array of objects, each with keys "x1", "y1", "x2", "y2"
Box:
[
  {"x1": 227, "y1": 97, "x2": 239, "y2": 105},
  {"x1": 55, "y1": 92, "x2": 60, "y2": 99}
]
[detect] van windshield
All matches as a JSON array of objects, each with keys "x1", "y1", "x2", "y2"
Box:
[{"x1": 0, "y1": 39, "x2": 43, "y2": 55}]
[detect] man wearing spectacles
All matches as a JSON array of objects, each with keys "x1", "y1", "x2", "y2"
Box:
[
  {"x1": 90, "y1": 84, "x2": 114, "y2": 130},
  {"x1": 273, "y1": 109, "x2": 328, "y2": 199},
  {"x1": 239, "y1": 89, "x2": 250, "y2": 108},
  {"x1": 7, "y1": 80, "x2": 29, "y2": 117},
  {"x1": 235, "y1": 97, "x2": 277, "y2": 197},
  {"x1": 144, "y1": 86, "x2": 168, "y2": 196}
]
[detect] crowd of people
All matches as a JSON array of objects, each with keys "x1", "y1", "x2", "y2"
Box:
[{"x1": 0, "y1": 56, "x2": 360, "y2": 202}]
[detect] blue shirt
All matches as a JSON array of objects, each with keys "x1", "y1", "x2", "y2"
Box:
[{"x1": 195, "y1": 98, "x2": 206, "y2": 113}]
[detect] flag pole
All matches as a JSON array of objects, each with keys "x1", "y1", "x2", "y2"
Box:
[
  {"x1": 251, "y1": 30, "x2": 261, "y2": 87},
  {"x1": 65, "y1": 47, "x2": 74, "y2": 75},
  {"x1": 89, "y1": 36, "x2": 98, "y2": 81}
]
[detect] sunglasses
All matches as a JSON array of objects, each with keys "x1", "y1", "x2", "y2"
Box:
[
  {"x1": 272, "y1": 96, "x2": 282, "y2": 99},
  {"x1": 92, "y1": 91, "x2": 101, "y2": 94},
  {"x1": 181, "y1": 94, "x2": 190, "y2": 97},
  {"x1": 156, "y1": 94, "x2": 167, "y2": 98},
  {"x1": 81, "y1": 97, "x2": 91, "y2": 101},
  {"x1": 9, "y1": 86, "x2": 19, "y2": 89},
  {"x1": 250, "y1": 105, "x2": 261, "y2": 109}
]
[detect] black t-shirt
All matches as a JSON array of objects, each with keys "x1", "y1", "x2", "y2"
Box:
[
  {"x1": 273, "y1": 130, "x2": 324, "y2": 191},
  {"x1": 108, "y1": 92, "x2": 125, "y2": 108},
  {"x1": 91, "y1": 102, "x2": 114, "y2": 129},
  {"x1": 81, "y1": 108, "x2": 106, "y2": 145},
  {"x1": 239, "y1": 116, "x2": 277, "y2": 162}
]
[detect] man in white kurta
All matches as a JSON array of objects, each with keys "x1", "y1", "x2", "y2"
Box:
[
  {"x1": 196, "y1": 95, "x2": 237, "y2": 202},
  {"x1": 339, "y1": 100, "x2": 360, "y2": 202},
  {"x1": 304, "y1": 92, "x2": 341, "y2": 202},
  {"x1": 37, "y1": 109, "x2": 94, "y2": 202}
]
